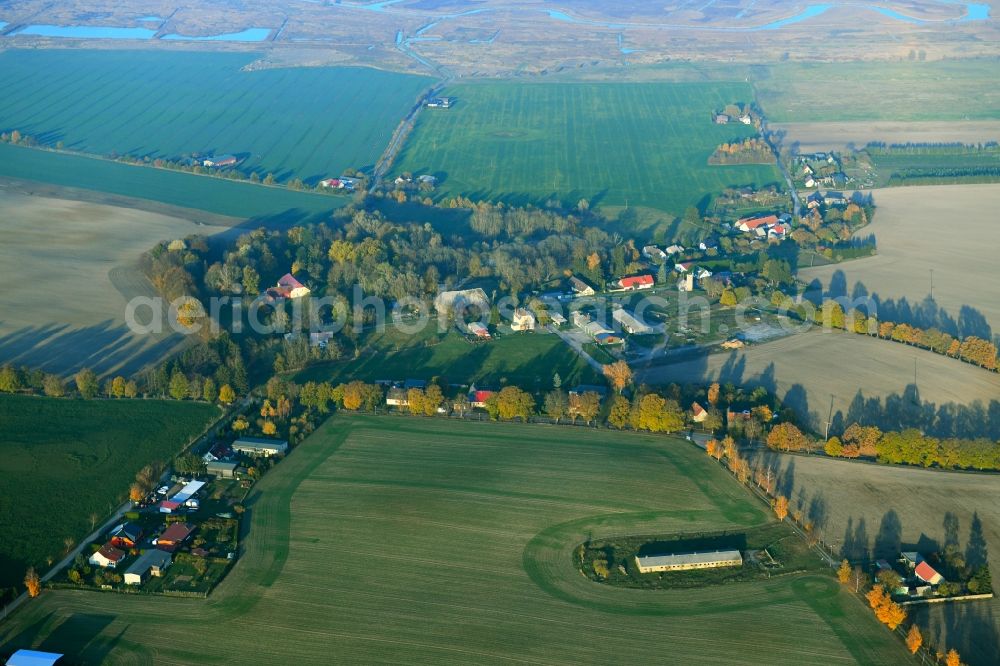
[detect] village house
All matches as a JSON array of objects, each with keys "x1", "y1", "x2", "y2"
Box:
[
  {"x1": 89, "y1": 543, "x2": 126, "y2": 569},
  {"x1": 804, "y1": 177, "x2": 817, "y2": 188},
  {"x1": 583, "y1": 320, "x2": 621, "y2": 345},
  {"x1": 155, "y1": 522, "x2": 195, "y2": 553},
  {"x1": 267, "y1": 273, "x2": 311, "y2": 300},
  {"x1": 914, "y1": 561, "x2": 945, "y2": 586},
  {"x1": 677, "y1": 273, "x2": 695, "y2": 293},
  {"x1": 124, "y1": 549, "x2": 172, "y2": 586},
  {"x1": 736, "y1": 214, "x2": 779, "y2": 236},
  {"x1": 417, "y1": 174, "x2": 437, "y2": 186},
  {"x1": 511, "y1": 308, "x2": 537, "y2": 332},
  {"x1": 319, "y1": 178, "x2": 342, "y2": 188},
  {"x1": 547, "y1": 310, "x2": 567, "y2": 326},
  {"x1": 386, "y1": 387, "x2": 409, "y2": 407},
  {"x1": 233, "y1": 437, "x2": 289, "y2": 457},
  {"x1": 699, "y1": 237, "x2": 719, "y2": 251},
  {"x1": 571, "y1": 310, "x2": 591, "y2": 328},
  {"x1": 665, "y1": 244, "x2": 685, "y2": 256},
  {"x1": 642, "y1": 245, "x2": 667, "y2": 262},
  {"x1": 691, "y1": 402, "x2": 709, "y2": 423},
  {"x1": 612, "y1": 308, "x2": 656, "y2": 335},
  {"x1": 674, "y1": 262, "x2": 694, "y2": 274},
  {"x1": 713, "y1": 113, "x2": 729, "y2": 124},
  {"x1": 206, "y1": 460, "x2": 238, "y2": 478},
  {"x1": 569, "y1": 276, "x2": 596, "y2": 297},
  {"x1": 468, "y1": 388, "x2": 495, "y2": 408},
  {"x1": 467, "y1": 321, "x2": 491, "y2": 338},
  {"x1": 109, "y1": 523, "x2": 143, "y2": 549},
  {"x1": 202, "y1": 154, "x2": 237, "y2": 168},
  {"x1": 615, "y1": 274, "x2": 654, "y2": 291}
]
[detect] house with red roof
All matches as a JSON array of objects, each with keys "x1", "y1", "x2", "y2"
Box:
[
  {"x1": 468, "y1": 389, "x2": 495, "y2": 408},
  {"x1": 267, "y1": 273, "x2": 311, "y2": 300},
  {"x1": 691, "y1": 402, "x2": 708, "y2": 423},
  {"x1": 615, "y1": 274, "x2": 654, "y2": 291},
  {"x1": 914, "y1": 561, "x2": 944, "y2": 585},
  {"x1": 89, "y1": 543, "x2": 127, "y2": 569},
  {"x1": 736, "y1": 214, "x2": 779, "y2": 236},
  {"x1": 155, "y1": 522, "x2": 195, "y2": 552}
]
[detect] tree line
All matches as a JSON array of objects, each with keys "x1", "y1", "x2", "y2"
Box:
[{"x1": 773, "y1": 296, "x2": 999, "y2": 372}]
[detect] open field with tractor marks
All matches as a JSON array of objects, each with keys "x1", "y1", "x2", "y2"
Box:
[
  {"x1": 0, "y1": 50, "x2": 431, "y2": 185},
  {"x1": 0, "y1": 415, "x2": 911, "y2": 664},
  {"x1": 799, "y1": 184, "x2": 1000, "y2": 335},
  {"x1": 395, "y1": 80, "x2": 783, "y2": 226}
]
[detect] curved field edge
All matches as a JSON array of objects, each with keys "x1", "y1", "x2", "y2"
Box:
[{"x1": 0, "y1": 415, "x2": 911, "y2": 664}]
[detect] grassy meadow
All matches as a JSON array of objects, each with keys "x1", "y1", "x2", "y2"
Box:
[
  {"x1": 0, "y1": 50, "x2": 430, "y2": 184},
  {"x1": 395, "y1": 81, "x2": 783, "y2": 223},
  {"x1": 0, "y1": 415, "x2": 911, "y2": 664},
  {"x1": 757, "y1": 60, "x2": 1000, "y2": 122},
  {"x1": 0, "y1": 395, "x2": 218, "y2": 589},
  {"x1": 294, "y1": 329, "x2": 601, "y2": 389}
]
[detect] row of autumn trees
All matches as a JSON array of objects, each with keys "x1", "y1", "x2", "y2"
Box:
[
  {"x1": 764, "y1": 417, "x2": 1000, "y2": 473},
  {"x1": 776, "y1": 295, "x2": 999, "y2": 372},
  {"x1": 825, "y1": 423, "x2": 1000, "y2": 471},
  {"x1": 835, "y1": 561, "x2": 969, "y2": 666},
  {"x1": 0, "y1": 363, "x2": 239, "y2": 405}
]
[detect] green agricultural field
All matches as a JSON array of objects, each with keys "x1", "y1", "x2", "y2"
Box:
[
  {"x1": 0, "y1": 144, "x2": 343, "y2": 219},
  {"x1": 0, "y1": 395, "x2": 218, "y2": 589},
  {"x1": 294, "y1": 329, "x2": 601, "y2": 389},
  {"x1": 394, "y1": 81, "x2": 783, "y2": 228},
  {"x1": 869, "y1": 149, "x2": 1000, "y2": 187},
  {"x1": 0, "y1": 415, "x2": 911, "y2": 663},
  {"x1": 0, "y1": 50, "x2": 431, "y2": 183}
]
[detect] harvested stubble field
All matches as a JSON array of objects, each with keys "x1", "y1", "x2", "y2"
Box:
[
  {"x1": 0, "y1": 415, "x2": 910, "y2": 664},
  {"x1": 799, "y1": 184, "x2": 1000, "y2": 334},
  {"x1": 772, "y1": 121, "x2": 1000, "y2": 153},
  {"x1": 637, "y1": 329, "x2": 1000, "y2": 431},
  {"x1": 0, "y1": 189, "x2": 233, "y2": 375},
  {"x1": 395, "y1": 80, "x2": 782, "y2": 224},
  {"x1": 0, "y1": 394, "x2": 218, "y2": 589},
  {"x1": 0, "y1": 50, "x2": 431, "y2": 184},
  {"x1": 756, "y1": 452, "x2": 1000, "y2": 666}
]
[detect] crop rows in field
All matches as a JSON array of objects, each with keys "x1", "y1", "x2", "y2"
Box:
[
  {"x1": 0, "y1": 50, "x2": 431, "y2": 184},
  {"x1": 395, "y1": 80, "x2": 783, "y2": 217},
  {"x1": 0, "y1": 415, "x2": 910, "y2": 664}
]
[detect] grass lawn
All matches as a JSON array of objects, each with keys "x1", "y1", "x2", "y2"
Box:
[
  {"x1": 0, "y1": 50, "x2": 430, "y2": 184},
  {"x1": 294, "y1": 329, "x2": 601, "y2": 389},
  {"x1": 0, "y1": 395, "x2": 218, "y2": 589},
  {"x1": 0, "y1": 415, "x2": 912, "y2": 663},
  {"x1": 395, "y1": 80, "x2": 783, "y2": 227}
]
